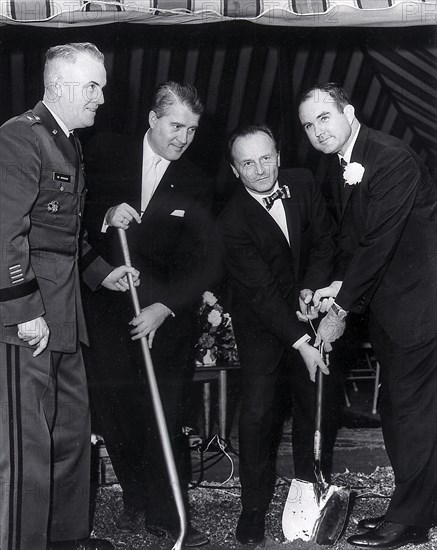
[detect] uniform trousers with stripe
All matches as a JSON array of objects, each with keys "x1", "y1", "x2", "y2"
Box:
[{"x1": 0, "y1": 343, "x2": 91, "y2": 550}]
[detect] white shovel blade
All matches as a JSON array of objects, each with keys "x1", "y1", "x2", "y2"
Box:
[{"x1": 282, "y1": 478, "x2": 341, "y2": 542}]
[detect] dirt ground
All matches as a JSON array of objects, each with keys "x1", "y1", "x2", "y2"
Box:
[{"x1": 92, "y1": 466, "x2": 437, "y2": 549}]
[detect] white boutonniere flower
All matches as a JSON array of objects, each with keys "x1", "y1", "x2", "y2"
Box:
[{"x1": 343, "y1": 162, "x2": 365, "y2": 186}]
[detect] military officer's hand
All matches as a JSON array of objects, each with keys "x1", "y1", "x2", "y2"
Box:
[
  {"x1": 106, "y1": 203, "x2": 141, "y2": 230},
  {"x1": 102, "y1": 266, "x2": 140, "y2": 292},
  {"x1": 130, "y1": 303, "x2": 172, "y2": 347},
  {"x1": 17, "y1": 317, "x2": 50, "y2": 357},
  {"x1": 297, "y1": 341, "x2": 329, "y2": 382}
]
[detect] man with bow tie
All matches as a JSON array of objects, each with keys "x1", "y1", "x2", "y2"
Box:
[
  {"x1": 217, "y1": 124, "x2": 342, "y2": 545},
  {"x1": 298, "y1": 82, "x2": 437, "y2": 549}
]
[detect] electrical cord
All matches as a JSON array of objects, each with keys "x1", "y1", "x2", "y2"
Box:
[{"x1": 190, "y1": 434, "x2": 236, "y2": 489}]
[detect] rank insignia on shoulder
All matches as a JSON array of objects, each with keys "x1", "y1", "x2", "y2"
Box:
[
  {"x1": 47, "y1": 201, "x2": 59, "y2": 213},
  {"x1": 53, "y1": 172, "x2": 71, "y2": 183},
  {"x1": 25, "y1": 113, "x2": 41, "y2": 123}
]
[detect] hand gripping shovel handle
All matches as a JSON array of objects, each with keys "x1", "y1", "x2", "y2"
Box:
[{"x1": 118, "y1": 229, "x2": 187, "y2": 550}]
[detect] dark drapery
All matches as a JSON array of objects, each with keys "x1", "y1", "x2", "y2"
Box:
[{"x1": 0, "y1": 23, "x2": 435, "y2": 203}]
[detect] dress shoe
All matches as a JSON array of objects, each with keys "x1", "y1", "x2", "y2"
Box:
[
  {"x1": 114, "y1": 506, "x2": 145, "y2": 533},
  {"x1": 48, "y1": 538, "x2": 114, "y2": 550},
  {"x1": 235, "y1": 508, "x2": 265, "y2": 545},
  {"x1": 145, "y1": 523, "x2": 209, "y2": 547},
  {"x1": 357, "y1": 515, "x2": 386, "y2": 531},
  {"x1": 347, "y1": 521, "x2": 428, "y2": 548}
]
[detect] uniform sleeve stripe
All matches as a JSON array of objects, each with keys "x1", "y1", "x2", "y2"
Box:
[{"x1": 0, "y1": 278, "x2": 39, "y2": 302}]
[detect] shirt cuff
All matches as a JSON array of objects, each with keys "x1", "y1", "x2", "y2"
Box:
[{"x1": 293, "y1": 334, "x2": 311, "y2": 350}]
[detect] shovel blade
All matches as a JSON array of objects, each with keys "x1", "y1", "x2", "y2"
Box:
[
  {"x1": 314, "y1": 485, "x2": 350, "y2": 545},
  {"x1": 282, "y1": 479, "x2": 350, "y2": 545}
]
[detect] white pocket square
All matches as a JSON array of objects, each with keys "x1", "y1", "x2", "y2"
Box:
[{"x1": 171, "y1": 209, "x2": 185, "y2": 217}]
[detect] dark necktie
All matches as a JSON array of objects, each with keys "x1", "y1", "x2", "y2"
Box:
[
  {"x1": 69, "y1": 132, "x2": 86, "y2": 176},
  {"x1": 340, "y1": 158, "x2": 348, "y2": 187},
  {"x1": 263, "y1": 185, "x2": 291, "y2": 211}
]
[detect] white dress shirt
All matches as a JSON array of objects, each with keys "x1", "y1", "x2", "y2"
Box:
[
  {"x1": 101, "y1": 130, "x2": 170, "y2": 232},
  {"x1": 338, "y1": 123, "x2": 361, "y2": 165},
  {"x1": 42, "y1": 101, "x2": 71, "y2": 137},
  {"x1": 140, "y1": 130, "x2": 170, "y2": 215},
  {"x1": 246, "y1": 182, "x2": 290, "y2": 244}
]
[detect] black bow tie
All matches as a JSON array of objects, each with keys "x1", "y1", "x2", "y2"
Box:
[{"x1": 262, "y1": 185, "x2": 291, "y2": 210}]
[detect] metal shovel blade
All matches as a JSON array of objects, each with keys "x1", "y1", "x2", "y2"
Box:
[
  {"x1": 282, "y1": 478, "x2": 350, "y2": 545},
  {"x1": 282, "y1": 350, "x2": 350, "y2": 545}
]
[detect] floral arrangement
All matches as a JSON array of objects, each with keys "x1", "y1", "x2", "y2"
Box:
[
  {"x1": 195, "y1": 291, "x2": 239, "y2": 366},
  {"x1": 343, "y1": 162, "x2": 365, "y2": 185}
]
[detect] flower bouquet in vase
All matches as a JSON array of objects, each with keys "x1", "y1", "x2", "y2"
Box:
[{"x1": 195, "y1": 291, "x2": 239, "y2": 366}]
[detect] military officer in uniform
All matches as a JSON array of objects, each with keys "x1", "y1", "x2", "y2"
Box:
[{"x1": 0, "y1": 43, "x2": 138, "y2": 550}]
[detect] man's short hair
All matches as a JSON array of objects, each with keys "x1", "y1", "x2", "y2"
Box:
[
  {"x1": 298, "y1": 82, "x2": 351, "y2": 113},
  {"x1": 151, "y1": 81, "x2": 204, "y2": 118},
  {"x1": 228, "y1": 124, "x2": 278, "y2": 163},
  {"x1": 44, "y1": 42, "x2": 104, "y2": 84}
]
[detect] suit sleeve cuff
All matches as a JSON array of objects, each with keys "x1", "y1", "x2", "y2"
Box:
[
  {"x1": 292, "y1": 333, "x2": 311, "y2": 349},
  {"x1": 101, "y1": 215, "x2": 109, "y2": 234}
]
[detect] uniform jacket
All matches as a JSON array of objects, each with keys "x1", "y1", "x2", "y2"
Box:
[
  {"x1": 0, "y1": 102, "x2": 112, "y2": 352},
  {"x1": 218, "y1": 169, "x2": 336, "y2": 373},
  {"x1": 328, "y1": 125, "x2": 437, "y2": 347}
]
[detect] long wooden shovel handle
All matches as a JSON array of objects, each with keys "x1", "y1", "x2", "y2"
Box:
[{"x1": 118, "y1": 228, "x2": 187, "y2": 550}]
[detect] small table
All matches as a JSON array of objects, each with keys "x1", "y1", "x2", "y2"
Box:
[{"x1": 193, "y1": 360, "x2": 240, "y2": 441}]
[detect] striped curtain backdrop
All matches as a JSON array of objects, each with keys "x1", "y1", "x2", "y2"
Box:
[
  {"x1": 1, "y1": 0, "x2": 436, "y2": 26},
  {"x1": 0, "y1": 23, "x2": 435, "y2": 200}
]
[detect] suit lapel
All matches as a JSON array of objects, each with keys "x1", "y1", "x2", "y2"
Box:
[
  {"x1": 140, "y1": 159, "x2": 177, "y2": 222},
  {"x1": 341, "y1": 126, "x2": 368, "y2": 218},
  {"x1": 238, "y1": 184, "x2": 294, "y2": 258},
  {"x1": 282, "y1": 194, "x2": 300, "y2": 282},
  {"x1": 327, "y1": 159, "x2": 343, "y2": 222}
]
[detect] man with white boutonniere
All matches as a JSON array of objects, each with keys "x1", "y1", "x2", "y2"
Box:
[{"x1": 298, "y1": 82, "x2": 437, "y2": 549}]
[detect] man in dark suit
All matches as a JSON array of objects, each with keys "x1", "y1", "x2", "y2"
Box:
[
  {"x1": 83, "y1": 82, "x2": 213, "y2": 547},
  {"x1": 0, "y1": 43, "x2": 139, "y2": 550},
  {"x1": 299, "y1": 82, "x2": 437, "y2": 549},
  {"x1": 217, "y1": 124, "x2": 342, "y2": 545}
]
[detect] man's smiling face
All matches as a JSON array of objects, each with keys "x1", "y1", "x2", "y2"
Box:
[
  {"x1": 48, "y1": 52, "x2": 106, "y2": 131},
  {"x1": 148, "y1": 101, "x2": 200, "y2": 161}
]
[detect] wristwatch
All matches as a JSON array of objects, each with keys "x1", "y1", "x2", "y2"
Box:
[{"x1": 331, "y1": 301, "x2": 348, "y2": 320}]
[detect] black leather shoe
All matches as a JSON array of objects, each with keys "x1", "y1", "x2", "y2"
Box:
[
  {"x1": 348, "y1": 521, "x2": 428, "y2": 548},
  {"x1": 48, "y1": 538, "x2": 114, "y2": 550},
  {"x1": 145, "y1": 524, "x2": 209, "y2": 547},
  {"x1": 235, "y1": 509, "x2": 265, "y2": 545},
  {"x1": 357, "y1": 515, "x2": 386, "y2": 531},
  {"x1": 114, "y1": 506, "x2": 145, "y2": 533}
]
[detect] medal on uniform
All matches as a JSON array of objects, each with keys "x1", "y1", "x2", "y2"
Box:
[{"x1": 47, "y1": 201, "x2": 59, "y2": 213}]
